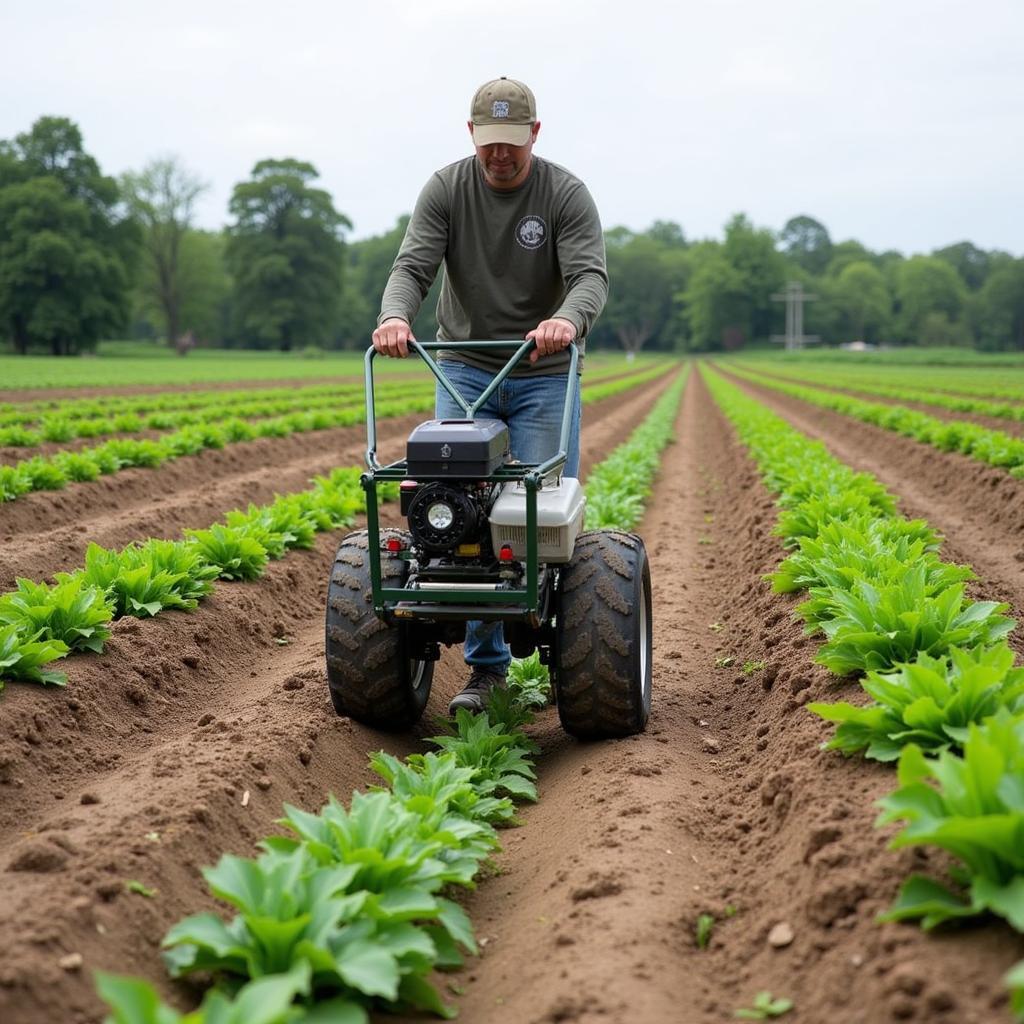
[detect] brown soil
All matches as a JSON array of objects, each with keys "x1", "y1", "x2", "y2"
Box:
[
  {"x1": 1, "y1": 365, "x2": 1021, "y2": 1024},
  {"x1": 742, "y1": 366, "x2": 1024, "y2": 437},
  {"x1": 0, "y1": 379, "x2": 669, "y2": 590}
]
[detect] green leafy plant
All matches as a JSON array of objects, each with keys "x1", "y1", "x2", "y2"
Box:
[
  {"x1": 186, "y1": 525, "x2": 270, "y2": 581},
  {"x1": 52, "y1": 450, "x2": 102, "y2": 482},
  {"x1": 164, "y1": 824, "x2": 464, "y2": 1017},
  {"x1": 0, "y1": 623, "x2": 68, "y2": 690},
  {"x1": 809, "y1": 644, "x2": 1024, "y2": 760},
  {"x1": 734, "y1": 991, "x2": 794, "y2": 1019},
  {"x1": 876, "y1": 709, "x2": 1024, "y2": 931},
  {"x1": 96, "y1": 438, "x2": 168, "y2": 469},
  {"x1": 0, "y1": 465, "x2": 31, "y2": 501},
  {"x1": 68, "y1": 541, "x2": 218, "y2": 618},
  {"x1": 0, "y1": 577, "x2": 112, "y2": 653},
  {"x1": 506, "y1": 652, "x2": 551, "y2": 709},
  {"x1": 815, "y1": 573, "x2": 1013, "y2": 676},
  {"x1": 19, "y1": 455, "x2": 68, "y2": 490},
  {"x1": 431, "y1": 709, "x2": 538, "y2": 804},
  {"x1": 98, "y1": 960, "x2": 360, "y2": 1024},
  {"x1": 39, "y1": 415, "x2": 75, "y2": 442},
  {"x1": 0, "y1": 424, "x2": 40, "y2": 446},
  {"x1": 370, "y1": 749, "x2": 514, "y2": 829},
  {"x1": 770, "y1": 515, "x2": 941, "y2": 594}
]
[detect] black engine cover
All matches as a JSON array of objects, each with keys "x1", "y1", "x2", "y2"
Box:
[{"x1": 406, "y1": 419, "x2": 510, "y2": 477}]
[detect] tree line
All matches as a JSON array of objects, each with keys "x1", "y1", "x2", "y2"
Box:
[{"x1": 2, "y1": 116, "x2": 1022, "y2": 356}]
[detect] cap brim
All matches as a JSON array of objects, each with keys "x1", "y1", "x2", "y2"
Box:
[{"x1": 471, "y1": 122, "x2": 532, "y2": 146}]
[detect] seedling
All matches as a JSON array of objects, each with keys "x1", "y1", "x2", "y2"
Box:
[
  {"x1": 715, "y1": 656, "x2": 735, "y2": 669},
  {"x1": 734, "y1": 991, "x2": 793, "y2": 1019},
  {"x1": 708, "y1": 623, "x2": 724, "y2": 632},
  {"x1": 125, "y1": 880, "x2": 156, "y2": 898},
  {"x1": 742, "y1": 660, "x2": 767, "y2": 675},
  {"x1": 695, "y1": 913, "x2": 715, "y2": 950}
]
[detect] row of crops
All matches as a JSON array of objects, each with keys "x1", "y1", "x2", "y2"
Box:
[
  {"x1": 721, "y1": 363, "x2": 1024, "y2": 476},
  {"x1": 85, "y1": 369, "x2": 689, "y2": 1022},
  {"x1": 702, "y1": 364, "x2": 1024, "y2": 1018},
  {"x1": 0, "y1": 363, "x2": 681, "y2": 689},
  {"x1": 0, "y1": 361, "x2": 666, "y2": 442},
  {"x1": 732, "y1": 362, "x2": 1024, "y2": 423},
  {"x1": 734, "y1": 354, "x2": 1024, "y2": 403},
  {"x1": 10, "y1": 347, "x2": 1022, "y2": 1019},
  {"x1": 0, "y1": 362, "x2": 672, "y2": 503}
]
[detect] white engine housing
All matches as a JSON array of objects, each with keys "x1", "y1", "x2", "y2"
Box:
[{"x1": 488, "y1": 477, "x2": 586, "y2": 564}]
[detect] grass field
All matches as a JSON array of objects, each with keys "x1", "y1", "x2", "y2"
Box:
[{"x1": 0, "y1": 342, "x2": 656, "y2": 390}]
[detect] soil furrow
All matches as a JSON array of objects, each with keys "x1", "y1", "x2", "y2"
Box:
[
  {"x1": 0, "y1": 371, "x2": 678, "y2": 1024},
  {"x1": 426, "y1": 368, "x2": 1023, "y2": 1024},
  {"x1": 719, "y1": 368, "x2": 1024, "y2": 645},
  {"x1": 0, "y1": 378, "x2": 672, "y2": 589},
  {"x1": 732, "y1": 365, "x2": 1024, "y2": 437},
  {"x1": 8, "y1": 363, "x2": 1015, "y2": 1024}
]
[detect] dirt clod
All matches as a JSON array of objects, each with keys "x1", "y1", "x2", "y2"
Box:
[{"x1": 9, "y1": 840, "x2": 69, "y2": 873}]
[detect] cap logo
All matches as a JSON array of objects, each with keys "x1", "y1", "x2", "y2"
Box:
[
  {"x1": 492, "y1": 100, "x2": 510, "y2": 118},
  {"x1": 516, "y1": 215, "x2": 547, "y2": 251}
]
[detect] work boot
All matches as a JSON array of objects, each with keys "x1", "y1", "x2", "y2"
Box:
[{"x1": 448, "y1": 668, "x2": 506, "y2": 715}]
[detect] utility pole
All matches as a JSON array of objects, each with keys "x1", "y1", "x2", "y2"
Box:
[{"x1": 771, "y1": 281, "x2": 819, "y2": 350}]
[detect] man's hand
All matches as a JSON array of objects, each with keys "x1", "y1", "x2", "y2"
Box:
[
  {"x1": 372, "y1": 318, "x2": 415, "y2": 358},
  {"x1": 525, "y1": 318, "x2": 577, "y2": 362}
]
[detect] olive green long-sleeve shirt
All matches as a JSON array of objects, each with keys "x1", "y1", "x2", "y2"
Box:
[{"x1": 378, "y1": 155, "x2": 608, "y2": 375}]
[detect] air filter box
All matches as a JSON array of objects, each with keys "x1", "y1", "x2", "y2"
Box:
[{"x1": 406, "y1": 419, "x2": 510, "y2": 477}]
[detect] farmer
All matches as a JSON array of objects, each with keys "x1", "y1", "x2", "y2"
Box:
[{"x1": 372, "y1": 76, "x2": 608, "y2": 714}]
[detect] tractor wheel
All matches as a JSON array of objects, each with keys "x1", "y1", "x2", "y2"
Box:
[
  {"x1": 325, "y1": 528, "x2": 433, "y2": 729},
  {"x1": 553, "y1": 529, "x2": 652, "y2": 739}
]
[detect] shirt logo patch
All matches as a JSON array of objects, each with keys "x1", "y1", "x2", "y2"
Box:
[
  {"x1": 492, "y1": 100, "x2": 510, "y2": 118},
  {"x1": 516, "y1": 215, "x2": 547, "y2": 251}
]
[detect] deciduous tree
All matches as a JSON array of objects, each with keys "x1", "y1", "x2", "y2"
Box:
[
  {"x1": 832, "y1": 261, "x2": 892, "y2": 343},
  {"x1": 894, "y1": 256, "x2": 967, "y2": 344},
  {"x1": 780, "y1": 214, "x2": 832, "y2": 275},
  {"x1": 226, "y1": 159, "x2": 349, "y2": 350},
  {"x1": 0, "y1": 117, "x2": 136, "y2": 355},
  {"x1": 121, "y1": 157, "x2": 208, "y2": 352}
]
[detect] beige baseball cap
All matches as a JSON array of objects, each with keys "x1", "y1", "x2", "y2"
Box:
[{"x1": 470, "y1": 77, "x2": 536, "y2": 146}]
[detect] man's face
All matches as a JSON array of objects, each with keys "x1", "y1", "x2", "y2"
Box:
[{"x1": 468, "y1": 121, "x2": 541, "y2": 190}]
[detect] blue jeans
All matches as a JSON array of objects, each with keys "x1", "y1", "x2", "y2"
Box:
[{"x1": 434, "y1": 359, "x2": 582, "y2": 671}]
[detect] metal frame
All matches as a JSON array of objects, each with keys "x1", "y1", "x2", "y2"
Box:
[{"x1": 360, "y1": 340, "x2": 579, "y2": 623}]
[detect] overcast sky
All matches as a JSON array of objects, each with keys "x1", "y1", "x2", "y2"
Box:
[{"x1": 4, "y1": 0, "x2": 1022, "y2": 256}]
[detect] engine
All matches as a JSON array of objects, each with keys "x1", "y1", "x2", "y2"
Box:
[
  {"x1": 402, "y1": 418, "x2": 586, "y2": 564},
  {"x1": 403, "y1": 479, "x2": 498, "y2": 555}
]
